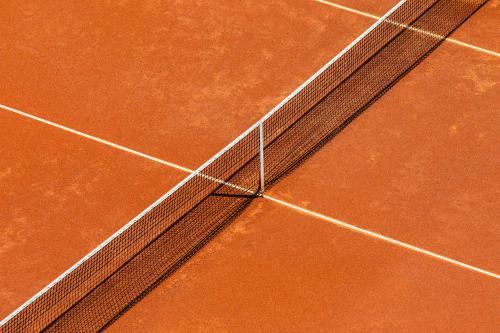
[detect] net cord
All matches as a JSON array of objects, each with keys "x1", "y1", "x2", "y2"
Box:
[{"x1": 0, "y1": 0, "x2": 408, "y2": 326}]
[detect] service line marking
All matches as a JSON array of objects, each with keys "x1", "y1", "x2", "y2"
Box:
[{"x1": 1, "y1": 103, "x2": 498, "y2": 280}]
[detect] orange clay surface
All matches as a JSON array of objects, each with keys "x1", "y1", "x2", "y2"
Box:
[
  {"x1": 0, "y1": 111, "x2": 186, "y2": 316},
  {"x1": 0, "y1": 0, "x2": 378, "y2": 168},
  {"x1": 1, "y1": 0, "x2": 385, "y2": 320},
  {"x1": 108, "y1": 200, "x2": 499, "y2": 332},
  {"x1": 108, "y1": 1, "x2": 500, "y2": 332},
  {"x1": 1, "y1": 0, "x2": 499, "y2": 331},
  {"x1": 266, "y1": 3, "x2": 500, "y2": 273},
  {"x1": 315, "y1": 0, "x2": 400, "y2": 16}
]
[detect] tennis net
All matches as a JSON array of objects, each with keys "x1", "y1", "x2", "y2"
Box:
[{"x1": 0, "y1": 0, "x2": 487, "y2": 331}]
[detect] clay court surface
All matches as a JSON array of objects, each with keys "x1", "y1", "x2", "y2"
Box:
[{"x1": 1, "y1": 0, "x2": 499, "y2": 331}]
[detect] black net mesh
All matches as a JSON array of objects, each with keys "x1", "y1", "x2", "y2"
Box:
[{"x1": 0, "y1": 0, "x2": 487, "y2": 331}]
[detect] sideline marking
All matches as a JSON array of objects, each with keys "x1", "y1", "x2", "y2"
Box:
[
  {"x1": 1, "y1": 102, "x2": 498, "y2": 281},
  {"x1": 313, "y1": 0, "x2": 500, "y2": 58}
]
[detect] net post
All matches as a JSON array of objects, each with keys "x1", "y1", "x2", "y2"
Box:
[{"x1": 259, "y1": 121, "x2": 265, "y2": 194}]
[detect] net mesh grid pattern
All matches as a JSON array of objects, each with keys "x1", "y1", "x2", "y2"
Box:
[{"x1": 0, "y1": 0, "x2": 488, "y2": 331}]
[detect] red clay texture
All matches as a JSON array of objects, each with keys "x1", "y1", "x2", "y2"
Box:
[
  {"x1": 109, "y1": 2, "x2": 499, "y2": 331},
  {"x1": 1, "y1": 0, "x2": 377, "y2": 168},
  {"x1": 312, "y1": 0, "x2": 401, "y2": 17},
  {"x1": 0, "y1": 111, "x2": 185, "y2": 318},
  {"x1": 108, "y1": 199, "x2": 499, "y2": 332},
  {"x1": 1, "y1": 0, "x2": 497, "y2": 330},
  {"x1": 268, "y1": 27, "x2": 500, "y2": 272},
  {"x1": 0, "y1": 0, "x2": 380, "y2": 320}
]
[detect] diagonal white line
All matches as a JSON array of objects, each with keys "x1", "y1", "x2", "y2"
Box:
[
  {"x1": 1, "y1": 102, "x2": 498, "y2": 281},
  {"x1": 315, "y1": 0, "x2": 380, "y2": 20},
  {"x1": 0, "y1": 103, "x2": 255, "y2": 196},
  {"x1": 313, "y1": 0, "x2": 500, "y2": 58},
  {"x1": 0, "y1": 103, "x2": 194, "y2": 174},
  {"x1": 2, "y1": 0, "x2": 498, "y2": 325},
  {"x1": 264, "y1": 195, "x2": 500, "y2": 279}
]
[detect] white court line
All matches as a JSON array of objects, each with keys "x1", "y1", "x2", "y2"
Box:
[
  {"x1": 0, "y1": 103, "x2": 194, "y2": 174},
  {"x1": 3, "y1": 2, "x2": 411, "y2": 322},
  {"x1": 1, "y1": 102, "x2": 498, "y2": 281},
  {"x1": 0, "y1": 103, "x2": 254, "y2": 196},
  {"x1": 264, "y1": 195, "x2": 500, "y2": 279},
  {"x1": 313, "y1": 0, "x2": 500, "y2": 58},
  {"x1": 2, "y1": 0, "x2": 498, "y2": 324}
]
